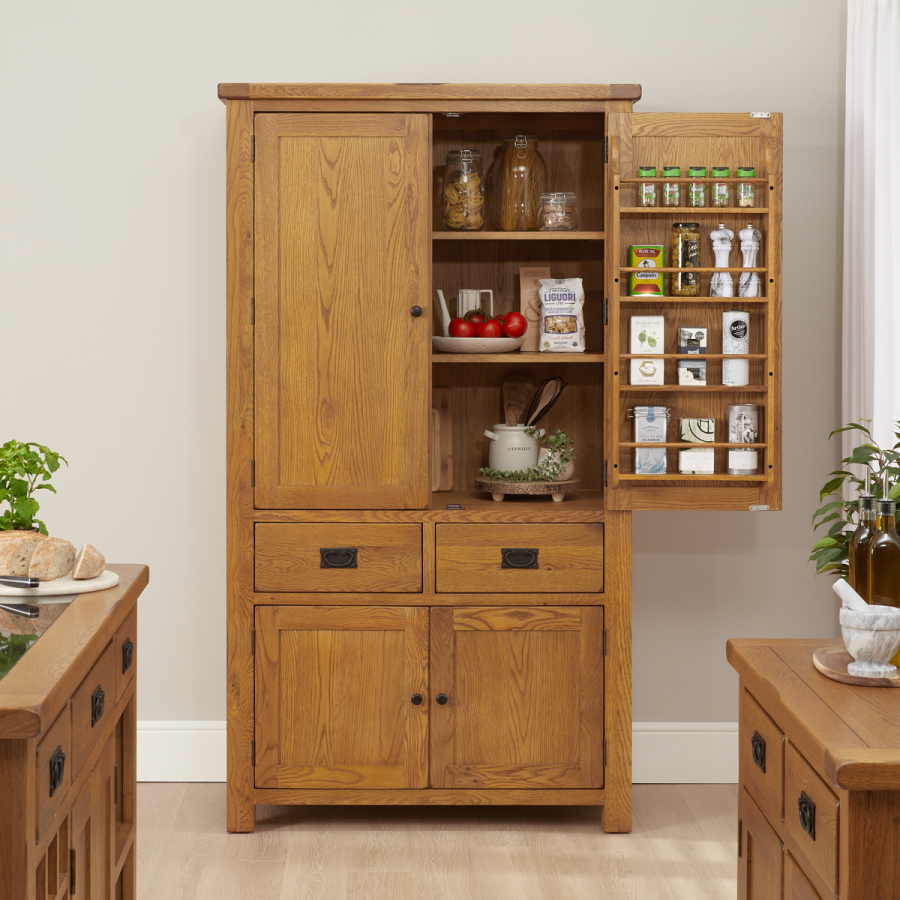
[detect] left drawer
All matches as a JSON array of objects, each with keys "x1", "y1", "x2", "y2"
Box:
[
  {"x1": 36, "y1": 707, "x2": 71, "y2": 838},
  {"x1": 70, "y1": 640, "x2": 115, "y2": 775},
  {"x1": 255, "y1": 524, "x2": 423, "y2": 592}
]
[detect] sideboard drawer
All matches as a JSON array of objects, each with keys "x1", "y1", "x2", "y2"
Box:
[
  {"x1": 115, "y1": 607, "x2": 137, "y2": 703},
  {"x1": 435, "y1": 524, "x2": 603, "y2": 593},
  {"x1": 35, "y1": 708, "x2": 71, "y2": 839},
  {"x1": 740, "y1": 689, "x2": 784, "y2": 825},
  {"x1": 70, "y1": 640, "x2": 115, "y2": 776},
  {"x1": 255, "y1": 524, "x2": 423, "y2": 592},
  {"x1": 784, "y1": 742, "x2": 839, "y2": 894}
]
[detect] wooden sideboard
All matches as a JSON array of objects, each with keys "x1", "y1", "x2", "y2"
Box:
[
  {"x1": 728, "y1": 637, "x2": 900, "y2": 899},
  {"x1": 0, "y1": 564, "x2": 147, "y2": 900}
]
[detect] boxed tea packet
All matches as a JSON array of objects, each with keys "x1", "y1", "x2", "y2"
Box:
[{"x1": 630, "y1": 315, "x2": 664, "y2": 385}]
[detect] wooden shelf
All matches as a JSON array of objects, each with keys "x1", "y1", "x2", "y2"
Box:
[
  {"x1": 433, "y1": 352, "x2": 604, "y2": 364},
  {"x1": 620, "y1": 207, "x2": 769, "y2": 214},
  {"x1": 433, "y1": 231, "x2": 605, "y2": 241},
  {"x1": 620, "y1": 442, "x2": 767, "y2": 448},
  {"x1": 621, "y1": 296, "x2": 769, "y2": 303},
  {"x1": 617, "y1": 473, "x2": 768, "y2": 482},
  {"x1": 619, "y1": 354, "x2": 767, "y2": 360},
  {"x1": 618, "y1": 384, "x2": 768, "y2": 392},
  {"x1": 619, "y1": 177, "x2": 769, "y2": 184},
  {"x1": 430, "y1": 489, "x2": 605, "y2": 521},
  {"x1": 619, "y1": 267, "x2": 767, "y2": 273}
]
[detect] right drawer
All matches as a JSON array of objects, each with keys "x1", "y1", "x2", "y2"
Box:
[
  {"x1": 784, "y1": 742, "x2": 839, "y2": 895},
  {"x1": 70, "y1": 640, "x2": 116, "y2": 776},
  {"x1": 115, "y1": 606, "x2": 137, "y2": 703},
  {"x1": 739, "y1": 688, "x2": 784, "y2": 825},
  {"x1": 435, "y1": 524, "x2": 604, "y2": 593}
]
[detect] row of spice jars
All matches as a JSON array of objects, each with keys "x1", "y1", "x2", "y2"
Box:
[{"x1": 637, "y1": 166, "x2": 758, "y2": 208}]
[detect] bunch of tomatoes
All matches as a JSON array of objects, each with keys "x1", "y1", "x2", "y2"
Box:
[{"x1": 448, "y1": 309, "x2": 528, "y2": 339}]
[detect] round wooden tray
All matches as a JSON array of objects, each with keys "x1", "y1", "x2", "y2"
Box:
[
  {"x1": 813, "y1": 646, "x2": 900, "y2": 688},
  {"x1": 474, "y1": 476, "x2": 581, "y2": 502}
]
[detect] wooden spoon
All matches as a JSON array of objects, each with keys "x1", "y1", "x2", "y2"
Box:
[
  {"x1": 502, "y1": 375, "x2": 533, "y2": 426},
  {"x1": 526, "y1": 379, "x2": 560, "y2": 426}
]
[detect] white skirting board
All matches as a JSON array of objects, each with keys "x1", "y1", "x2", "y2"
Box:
[{"x1": 137, "y1": 720, "x2": 739, "y2": 784}]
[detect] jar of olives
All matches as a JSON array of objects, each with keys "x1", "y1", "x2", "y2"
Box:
[
  {"x1": 688, "y1": 167, "x2": 707, "y2": 207},
  {"x1": 712, "y1": 167, "x2": 730, "y2": 207},
  {"x1": 671, "y1": 222, "x2": 701, "y2": 297}
]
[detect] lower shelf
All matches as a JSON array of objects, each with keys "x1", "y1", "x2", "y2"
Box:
[
  {"x1": 616, "y1": 474, "x2": 768, "y2": 482},
  {"x1": 251, "y1": 787, "x2": 606, "y2": 806}
]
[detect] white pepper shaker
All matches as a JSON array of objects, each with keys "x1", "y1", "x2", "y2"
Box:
[
  {"x1": 738, "y1": 224, "x2": 762, "y2": 298},
  {"x1": 709, "y1": 224, "x2": 734, "y2": 298}
]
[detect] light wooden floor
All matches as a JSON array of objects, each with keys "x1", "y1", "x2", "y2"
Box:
[{"x1": 136, "y1": 783, "x2": 738, "y2": 899}]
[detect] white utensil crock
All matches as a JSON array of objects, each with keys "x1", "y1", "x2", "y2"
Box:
[{"x1": 483, "y1": 425, "x2": 544, "y2": 472}]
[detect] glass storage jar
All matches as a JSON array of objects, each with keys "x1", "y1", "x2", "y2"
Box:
[
  {"x1": 671, "y1": 222, "x2": 701, "y2": 297},
  {"x1": 441, "y1": 149, "x2": 486, "y2": 231},
  {"x1": 638, "y1": 166, "x2": 658, "y2": 207},
  {"x1": 711, "y1": 166, "x2": 730, "y2": 207},
  {"x1": 662, "y1": 166, "x2": 681, "y2": 206},
  {"x1": 737, "y1": 166, "x2": 756, "y2": 207},
  {"x1": 493, "y1": 135, "x2": 548, "y2": 231},
  {"x1": 688, "y1": 166, "x2": 707, "y2": 207},
  {"x1": 538, "y1": 192, "x2": 578, "y2": 231}
]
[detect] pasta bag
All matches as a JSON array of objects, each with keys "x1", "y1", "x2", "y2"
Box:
[{"x1": 538, "y1": 278, "x2": 586, "y2": 353}]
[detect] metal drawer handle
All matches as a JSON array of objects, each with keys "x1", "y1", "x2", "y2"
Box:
[
  {"x1": 122, "y1": 639, "x2": 134, "y2": 674},
  {"x1": 436, "y1": 693, "x2": 449, "y2": 705},
  {"x1": 49, "y1": 746, "x2": 66, "y2": 797},
  {"x1": 320, "y1": 548, "x2": 358, "y2": 569},
  {"x1": 411, "y1": 694, "x2": 423, "y2": 705},
  {"x1": 798, "y1": 791, "x2": 816, "y2": 840},
  {"x1": 751, "y1": 731, "x2": 766, "y2": 773},
  {"x1": 501, "y1": 548, "x2": 539, "y2": 569},
  {"x1": 91, "y1": 685, "x2": 106, "y2": 727}
]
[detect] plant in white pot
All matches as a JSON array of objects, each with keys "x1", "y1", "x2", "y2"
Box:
[{"x1": 479, "y1": 428, "x2": 575, "y2": 482}]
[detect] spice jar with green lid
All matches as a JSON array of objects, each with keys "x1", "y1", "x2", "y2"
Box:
[
  {"x1": 638, "y1": 166, "x2": 658, "y2": 207},
  {"x1": 662, "y1": 166, "x2": 681, "y2": 207},
  {"x1": 688, "y1": 167, "x2": 707, "y2": 207},
  {"x1": 712, "y1": 166, "x2": 730, "y2": 207},
  {"x1": 737, "y1": 167, "x2": 756, "y2": 207}
]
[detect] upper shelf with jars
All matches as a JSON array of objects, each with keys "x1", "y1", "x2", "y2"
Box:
[
  {"x1": 432, "y1": 113, "x2": 606, "y2": 238},
  {"x1": 620, "y1": 165, "x2": 769, "y2": 212}
]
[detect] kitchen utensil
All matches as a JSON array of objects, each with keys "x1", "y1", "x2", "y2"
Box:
[
  {"x1": 457, "y1": 289, "x2": 494, "y2": 319},
  {"x1": 524, "y1": 377, "x2": 566, "y2": 427},
  {"x1": 0, "y1": 568, "x2": 119, "y2": 600},
  {"x1": 432, "y1": 335, "x2": 526, "y2": 354},
  {"x1": 432, "y1": 388, "x2": 453, "y2": 491},
  {"x1": 0, "y1": 602, "x2": 39, "y2": 618},
  {"x1": 0, "y1": 575, "x2": 39, "y2": 589},
  {"x1": 502, "y1": 375, "x2": 533, "y2": 426},
  {"x1": 483, "y1": 425, "x2": 544, "y2": 471}
]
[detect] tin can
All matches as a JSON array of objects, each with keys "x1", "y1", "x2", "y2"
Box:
[
  {"x1": 722, "y1": 310, "x2": 750, "y2": 386},
  {"x1": 727, "y1": 404, "x2": 760, "y2": 475},
  {"x1": 628, "y1": 406, "x2": 671, "y2": 475}
]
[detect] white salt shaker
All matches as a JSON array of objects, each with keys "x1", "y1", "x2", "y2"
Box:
[
  {"x1": 709, "y1": 224, "x2": 734, "y2": 298},
  {"x1": 738, "y1": 224, "x2": 762, "y2": 298}
]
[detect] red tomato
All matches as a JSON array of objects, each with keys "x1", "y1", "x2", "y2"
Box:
[
  {"x1": 464, "y1": 310, "x2": 486, "y2": 325},
  {"x1": 501, "y1": 311, "x2": 528, "y2": 338},
  {"x1": 448, "y1": 317, "x2": 476, "y2": 338},
  {"x1": 492, "y1": 313, "x2": 507, "y2": 325},
  {"x1": 476, "y1": 319, "x2": 503, "y2": 338}
]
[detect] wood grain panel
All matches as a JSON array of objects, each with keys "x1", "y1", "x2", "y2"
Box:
[
  {"x1": 250, "y1": 787, "x2": 606, "y2": 805},
  {"x1": 255, "y1": 606, "x2": 428, "y2": 790},
  {"x1": 114, "y1": 606, "x2": 136, "y2": 705},
  {"x1": 36, "y1": 709, "x2": 70, "y2": 840},
  {"x1": 785, "y1": 853, "x2": 823, "y2": 900},
  {"x1": 738, "y1": 787, "x2": 783, "y2": 900},
  {"x1": 740, "y1": 688, "x2": 784, "y2": 827},
  {"x1": 254, "y1": 113, "x2": 430, "y2": 509},
  {"x1": 435, "y1": 524, "x2": 603, "y2": 592},
  {"x1": 70, "y1": 640, "x2": 115, "y2": 776},
  {"x1": 430, "y1": 606, "x2": 602, "y2": 789},
  {"x1": 255, "y1": 523, "x2": 422, "y2": 592}
]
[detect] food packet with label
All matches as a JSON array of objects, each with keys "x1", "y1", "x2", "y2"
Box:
[{"x1": 538, "y1": 278, "x2": 586, "y2": 353}]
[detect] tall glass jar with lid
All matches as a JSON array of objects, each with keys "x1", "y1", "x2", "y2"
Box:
[
  {"x1": 492, "y1": 135, "x2": 548, "y2": 231},
  {"x1": 671, "y1": 222, "x2": 701, "y2": 297},
  {"x1": 442, "y1": 149, "x2": 486, "y2": 231}
]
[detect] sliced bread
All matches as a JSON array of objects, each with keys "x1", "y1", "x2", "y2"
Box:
[
  {"x1": 73, "y1": 543, "x2": 105, "y2": 580},
  {"x1": 28, "y1": 538, "x2": 77, "y2": 582},
  {"x1": 0, "y1": 532, "x2": 47, "y2": 576}
]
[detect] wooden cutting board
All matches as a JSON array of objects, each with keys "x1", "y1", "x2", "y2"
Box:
[{"x1": 432, "y1": 388, "x2": 453, "y2": 491}]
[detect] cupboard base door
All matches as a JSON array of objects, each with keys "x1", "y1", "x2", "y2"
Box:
[
  {"x1": 739, "y1": 788, "x2": 783, "y2": 900},
  {"x1": 430, "y1": 607, "x2": 603, "y2": 789},
  {"x1": 255, "y1": 606, "x2": 429, "y2": 789}
]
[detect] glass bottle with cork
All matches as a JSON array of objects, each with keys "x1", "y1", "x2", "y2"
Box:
[
  {"x1": 868, "y1": 472, "x2": 900, "y2": 665},
  {"x1": 848, "y1": 470, "x2": 876, "y2": 599}
]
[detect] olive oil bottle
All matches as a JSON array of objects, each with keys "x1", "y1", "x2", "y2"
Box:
[
  {"x1": 868, "y1": 474, "x2": 900, "y2": 665},
  {"x1": 848, "y1": 472, "x2": 876, "y2": 600}
]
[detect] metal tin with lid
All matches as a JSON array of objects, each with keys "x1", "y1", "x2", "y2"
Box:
[
  {"x1": 727, "y1": 404, "x2": 760, "y2": 474},
  {"x1": 628, "y1": 406, "x2": 671, "y2": 475}
]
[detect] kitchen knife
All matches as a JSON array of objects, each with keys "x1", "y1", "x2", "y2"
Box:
[
  {"x1": 0, "y1": 576, "x2": 40, "y2": 589},
  {"x1": 0, "y1": 602, "x2": 40, "y2": 618}
]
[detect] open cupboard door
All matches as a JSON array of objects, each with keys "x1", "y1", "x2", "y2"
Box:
[{"x1": 605, "y1": 112, "x2": 782, "y2": 511}]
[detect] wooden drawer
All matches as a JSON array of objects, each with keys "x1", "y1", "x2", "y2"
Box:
[
  {"x1": 435, "y1": 524, "x2": 603, "y2": 593},
  {"x1": 739, "y1": 688, "x2": 784, "y2": 825},
  {"x1": 115, "y1": 606, "x2": 137, "y2": 703},
  {"x1": 70, "y1": 640, "x2": 115, "y2": 776},
  {"x1": 784, "y1": 742, "x2": 839, "y2": 894},
  {"x1": 255, "y1": 524, "x2": 423, "y2": 592},
  {"x1": 785, "y1": 852, "x2": 823, "y2": 900},
  {"x1": 35, "y1": 707, "x2": 71, "y2": 839}
]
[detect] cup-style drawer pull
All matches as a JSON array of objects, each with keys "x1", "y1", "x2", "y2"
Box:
[
  {"x1": 750, "y1": 731, "x2": 766, "y2": 773},
  {"x1": 49, "y1": 746, "x2": 66, "y2": 797},
  {"x1": 501, "y1": 548, "x2": 538, "y2": 569},
  {"x1": 122, "y1": 639, "x2": 134, "y2": 674},
  {"x1": 91, "y1": 685, "x2": 106, "y2": 727},
  {"x1": 320, "y1": 548, "x2": 358, "y2": 569},
  {"x1": 798, "y1": 791, "x2": 816, "y2": 840}
]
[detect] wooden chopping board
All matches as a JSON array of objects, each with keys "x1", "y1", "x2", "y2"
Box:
[{"x1": 432, "y1": 388, "x2": 453, "y2": 491}]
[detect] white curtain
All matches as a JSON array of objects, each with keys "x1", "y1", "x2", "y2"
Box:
[{"x1": 843, "y1": 0, "x2": 900, "y2": 455}]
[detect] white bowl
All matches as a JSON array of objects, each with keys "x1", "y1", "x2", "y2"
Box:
[
  {"x1": 839, "y1": 605, "x2": 900, "y2": 677},
  {"x1": 432, "y1": 335, "x2": 526, "y2": 354}
]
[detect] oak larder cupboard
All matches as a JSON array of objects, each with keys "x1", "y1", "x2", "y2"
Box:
[{"x1": 220, "y1": 83, "x2": 783, "y2": 833}]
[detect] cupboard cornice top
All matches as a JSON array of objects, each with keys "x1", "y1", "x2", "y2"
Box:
[{"x1": 217, "y1": 82, "x2": 643, "y2": 102}]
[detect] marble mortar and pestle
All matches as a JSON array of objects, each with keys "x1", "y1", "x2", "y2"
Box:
[{"x1": 833, "y1": 579, "x2": 900, "y2": 677}]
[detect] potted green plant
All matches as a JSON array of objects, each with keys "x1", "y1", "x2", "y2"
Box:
[
  {"x1": 811, "y1": 421, "x2": 900, "y2": 580},
  {"x1": 0, "y1": 440, "x2": 67, "y2": 535},
  {"x1": 479, "y1": 428, "x2": 575, "y2": 483}
]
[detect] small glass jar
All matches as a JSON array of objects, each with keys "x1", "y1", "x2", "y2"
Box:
[
  {"x1": 442, "y1": 149, "x2": 486, "y2": 231},
  {"x1": 688, "y1": 166, "x2": 707, "y2": 207},
  {"x1": 711, "y1": 166, "x2": 730, "y2": 207},
  {"x1": 662, "y1": 166, "x2": 681, "y2": 206},
  {"x1": 671, "y1": 222, "x2": 701, "y2": 297},
  {"x1": 638, "y1": 166, "x2": 658, "y2": 207},
  {"x1": 538, "y1": 192, "x2": 578, "y2": 231},
  {"x1": 493, "y1": 135, "x2": 548, "y2": 231},
  {"x1": 737, "y1": 166, "x2": 756, "y2": 207}
]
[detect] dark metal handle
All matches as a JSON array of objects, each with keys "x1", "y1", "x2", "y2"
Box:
[
  {"x1": 91, "y1": 685, "x2": 105, "y2": 727},
  {"x1": 436, "y1": 693, "x2": 448, "y2": 705},
  {"x1": 122, "y1": 639, "x2": 134, "y2": 674},
  {"x1": 71, "y1": 848, "x2": 77, "y2": 895},
  {"x1": 49, "y1": 746, "x2": 66, "y2": 797},
  {"x1": 410, "y1": 306, "x2": 423, "y2": 317},
  {"x1": 0, "y1": 575, "x2": 39, "y2": 588},
  {"x1": 411, "y1": 694, "x2": 423, "y2": 705},
  {"x1": 501, "y1": 548, "x2": 539, "y2": 569},
  {"x1": 798, "y1": 792, "x2": 816, "y2": 840},
  {"x1": 751, "y1": 731, "x2": 766, "y2": 773},
  {"x1": 320, "y1": 548, "x2": 358, "y2": 569}
]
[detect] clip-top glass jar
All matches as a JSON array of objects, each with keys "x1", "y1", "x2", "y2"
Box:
[
  {"x1": 493, "y1": 135, "x2": 547, "y2": 231},
  {"x1": 538, "y1": 192, "x2": 578, "y2": 231},
  {"x1": 737, "y1": 167, "x2": 756, "y2": 207},
  {"x1": 442, "y1": 149, "x2": 486, "y2": 231},
  {"x1": 671, "y1": 222, "x2": 701, "y2": 297}
]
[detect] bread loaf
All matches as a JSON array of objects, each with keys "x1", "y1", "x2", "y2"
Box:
[
  {"x1": 73, "y1": 544, "x2": 105, "y2": 580},
  {"x1": 0, "y1": 533, "x2": 47, "y2": 576},
  {"x1": 28, "y1": 538, "x2": 76, "y2": 581}
]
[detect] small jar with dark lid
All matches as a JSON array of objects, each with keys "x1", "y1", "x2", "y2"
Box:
[{"x1": 538, "y1": 192, "x2": 578, "y2": 231}]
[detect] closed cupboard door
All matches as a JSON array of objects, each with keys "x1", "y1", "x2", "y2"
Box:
[
  {"x1": 430, "y1": 607, "x2": 603, "y2": 789},
  {"x1": 738, "y1": 788, "x2": 783, "y2": 900},
  {"x1": 254, "y1": 113, "x2": 431, "y2": 510},
  {"x1": 255, "y1": 606, "x2": 429, "y2": 789}
]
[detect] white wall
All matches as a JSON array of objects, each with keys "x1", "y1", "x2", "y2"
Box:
[{"x1": 1, "y1": 0, "x2": 846, "y2": 768}]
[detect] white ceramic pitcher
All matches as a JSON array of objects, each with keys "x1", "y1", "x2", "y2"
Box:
[{"x1": 457, "y1": 289, "x2": 493, "y2": 319}]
